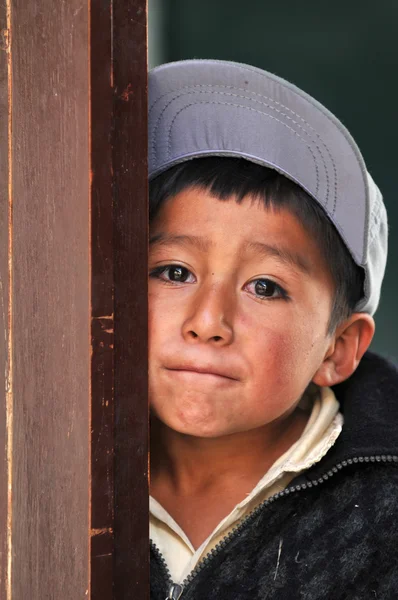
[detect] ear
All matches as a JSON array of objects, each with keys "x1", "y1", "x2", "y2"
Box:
[{"x1": 312, "y1": 313, "x2": 375, "y2": 387}]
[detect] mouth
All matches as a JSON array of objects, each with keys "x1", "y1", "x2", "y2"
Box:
[{"x1": 164, "y1": 365, "x2": 239, "y2": 381}]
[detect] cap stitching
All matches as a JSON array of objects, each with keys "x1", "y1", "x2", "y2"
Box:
[
  {"x1": 210, "y1": 62, "x2": 367, "y2": 252},
  {"x1": 165, "y1": 100, "x2": 320, "y2": 196},
  {"x1": 149, "y1": 82, "x2": 338, "y2": 210},
  {"x1": 151, "y1": 62, "x2": 368, "y2": 262},
  {"x1": 150, "y1": 84, "x2": 337, "y2": 210}
]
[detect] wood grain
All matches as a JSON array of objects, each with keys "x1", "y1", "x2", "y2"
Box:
[
  {"x1": 0, "y1": 1, "x2": 10, "y2": 597},
  {"x1": 90, "y1": 0, "x2": 149, "y2": 597},
  {"x1": 112, "y1": 0, "x2": 149, "y2": 597},
  {"x1": 10, "y1": 0, "x2": 90, "y2": 597},
  {"x1": 90, "y1": 1, "x2": 115, "y2": 596}
]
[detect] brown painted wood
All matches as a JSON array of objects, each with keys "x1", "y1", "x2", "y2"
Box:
[
  {"x1": 10, "y1": 0, "x2": 90, "y2": 597},
  {"x1": 0, "y1": 2, "x2": 10, "y2": 597},
  {"x1": 90, "y1": 0, "x2": 149, "y2": 597},
  {"x1": 90, "y1": 1, "x2": 115, "y2": 597},
  {"x1": 112, "y1": 0, "x2": 149, "y2": 597},
  {"x1": 0, "y1": 0, "x2": 149, "y2": 598}
]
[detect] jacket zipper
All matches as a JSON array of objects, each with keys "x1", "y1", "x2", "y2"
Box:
[{"x1": 151, "y1": 454, "x2": 398, "y2": 599}]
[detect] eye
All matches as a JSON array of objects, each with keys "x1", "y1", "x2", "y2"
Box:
[
  {"x1": 149, "y1": 264, "x2": 196, "y2": 284},
  {"x1": 245, "y1": 278, "x2": 288, "y2": 300}
]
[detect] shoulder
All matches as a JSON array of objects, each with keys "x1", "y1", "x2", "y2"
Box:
[{"x1": 304, "y1": 460, "x2": 398, "y2": 523}]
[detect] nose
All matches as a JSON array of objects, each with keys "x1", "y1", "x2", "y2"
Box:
[{"x1": 181, "y1": 282, "x2": 234, "y2": 346}]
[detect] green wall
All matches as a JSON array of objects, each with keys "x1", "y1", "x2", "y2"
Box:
[{"x1": 152, "y1": 0, "x2": 398, "y2": 358}]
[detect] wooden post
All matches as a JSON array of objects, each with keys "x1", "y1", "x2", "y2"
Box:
[
  {"x1": 0, "y1": 0, "x2": 148, "y2": 598},
  {"x1": 0, "y1": 3, "x2": 10, "y2": 597}
]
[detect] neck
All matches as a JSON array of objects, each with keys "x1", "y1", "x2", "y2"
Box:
[{"x1": 150, "y1": 408, "x2": 309, "y2": 498}]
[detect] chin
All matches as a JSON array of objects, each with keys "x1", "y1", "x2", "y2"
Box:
[
  {"x1": 170, "y1": 416, "x2": 223, "y2": 438},
  {"x1": 154, "y1": 409, "x2": 230, "y2": 439}
]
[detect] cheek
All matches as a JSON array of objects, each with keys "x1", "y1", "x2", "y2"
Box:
[
  {"x1": 242, "y1": 307, "x2": 301, "y2": 360},
  {"x1": 148, "y1": 289, "x2": 178, "y2": 348},
  {"x1": 148, "y1": 294, "x2": 161, "y2": 346},
  {"x1": 252, "y1": 329, "x2": 300, "y2": 389},
  {"x1": 243, "y1": 310, "x2": 325, "y2": 396}
]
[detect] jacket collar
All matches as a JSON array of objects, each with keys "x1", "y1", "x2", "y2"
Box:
[{"x1": 303, "y1": 352, "x2": 398, "y2": 478}]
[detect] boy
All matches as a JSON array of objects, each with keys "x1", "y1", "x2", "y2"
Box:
[{"x1": 148, "y1": 60, "x2": 398, "y2": 599}]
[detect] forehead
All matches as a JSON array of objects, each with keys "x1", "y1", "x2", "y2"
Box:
[{"x1": 150, "y1": 186, "x2": 330, "y2": 279}]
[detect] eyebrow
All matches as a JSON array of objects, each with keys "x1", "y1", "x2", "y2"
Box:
[
  {"x1": 149, "y1": 233, "x2": 312, "y2": 275},
  {"x1": 245, "y1": 241, "x2": 312, "y2": 275},
  {"x1": 149, "y1": 233, "x2": 212, "y2": 253}
]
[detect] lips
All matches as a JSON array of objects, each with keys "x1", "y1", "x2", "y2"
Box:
[{"x1": 164, "y1": 363, "x2": 240, "y2": 381}]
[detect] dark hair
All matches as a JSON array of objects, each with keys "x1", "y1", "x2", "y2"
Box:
[{"x1": 149, "y1": 157, "x2": 364, "y2": 333}]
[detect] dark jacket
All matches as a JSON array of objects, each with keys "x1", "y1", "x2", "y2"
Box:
[{"x1": 151, "y1": 352, "x2": 398, "y2": 600}]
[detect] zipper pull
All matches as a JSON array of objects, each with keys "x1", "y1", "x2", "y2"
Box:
[{"x1": 166, "y1": 583, "x2": 184, "y2": 599}]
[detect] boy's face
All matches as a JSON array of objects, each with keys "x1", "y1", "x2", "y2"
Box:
[{"x1": 149, "y1": 186, "x2": 336, "y2": 439}]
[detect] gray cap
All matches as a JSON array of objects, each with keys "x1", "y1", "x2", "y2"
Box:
[{"x1": 148, "y1": 59, "x2": 388, "y2": 315}]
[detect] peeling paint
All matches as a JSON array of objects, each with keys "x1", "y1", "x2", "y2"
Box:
[
  {"x1": 90, "y1": 527, "x2": 113, "y2": 537},
  {"x1": 92, "y1": 314, "x2": 113, "y2": 320},
  {"x1": 120, "y1": 83, "x2": 133, "y2": 102},
  {"x1": 0, "y1": 29, "x2": 9, "y2": 53}
]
